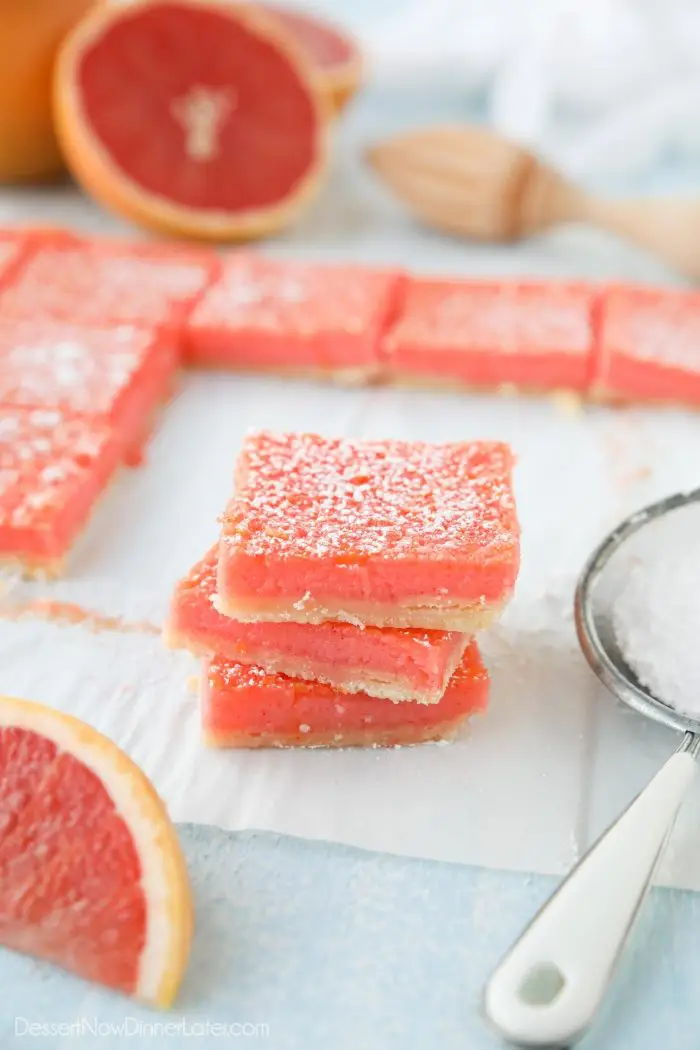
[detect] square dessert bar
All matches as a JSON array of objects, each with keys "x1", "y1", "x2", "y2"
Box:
[
  {"x1": 0, "y1": 406, "x2": 125, "y2": 576},
  {"x1": 592, "y1": 284, "x2": 700, "y2": 404},
  {"x1": 380, "y1": 278, "x2": 596, "y2": 393},
  {"x1": 166, "y1": 547, "x2": 468, "y2": 703},
  {"x1": 185, "y1": 254, "x2": 403, "y2": 383},
  {"x1": 0, "y1": 320, "x2": 178, "y2": 465},
  {"x1": 0, "y1": 239, "x2": 218, "y2": 332},
  {"x1": 218, "y1": 431, "x2": 520, "y2": 631},
  {"x1": 0, "y1": 231, "x2": 35, "y2": 285},
  {"x1": 201, "y1": 641, "x2": 489, "y2": 748}
]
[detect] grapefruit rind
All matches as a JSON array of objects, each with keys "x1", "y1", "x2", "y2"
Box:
[
  {"x1": 261, "y1": 4, "x2": 363, "y2": 112},
  {"x1": 0, "y1": 696, "x2": 192, "y2": 1007},
  {"x1": 53, "y1": 0, "x2": 331, "y2": 242},
  {"x1": 320, "y1": 53, "x2": 362, "y2": 113}
]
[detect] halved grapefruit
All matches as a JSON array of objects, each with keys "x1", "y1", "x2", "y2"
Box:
[
  {"x1": 262, "y1": 5, "x2": 362, "y2": 112},
  {"x1": 0, "y1": 696, "x2": 191, "y2": 1006},
  {"x1": 54, "y1": 0, "x2": 330, "y2": 241}
]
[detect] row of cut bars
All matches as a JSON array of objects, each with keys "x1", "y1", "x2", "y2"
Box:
[
  {"x1": 0, "y1": 226, "x2": 687, "y2": 575},
  {"x1": 185, "y1": 260, "x2": 700, "y2": 407},
  {"x1": 2, "y1": 227, "x2": 700, "y2": 408}
]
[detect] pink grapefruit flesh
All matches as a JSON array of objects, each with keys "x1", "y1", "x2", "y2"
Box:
[
  {"x1": 0, "y1": 696, "x2": 191, "y2": 1005},
  {"x1": 262, "y1": 4, "x2": 362, "y2": 110},
  {"x1": 54, "y1": 0, "x2": 330, "y2": 241}
]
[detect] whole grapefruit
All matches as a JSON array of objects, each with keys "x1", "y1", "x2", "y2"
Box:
[{"x1": 0, "y1": 0, "x2": 96, "y2": 182}]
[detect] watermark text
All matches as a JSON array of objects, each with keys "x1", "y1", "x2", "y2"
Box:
[{"x1": 14, "y1": 1017, "x2": 269, "y2": 1039}]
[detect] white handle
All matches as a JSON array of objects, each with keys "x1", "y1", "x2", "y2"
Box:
[{"x1": 483, "y1": 748, "x2": 697, "y2": 1048}]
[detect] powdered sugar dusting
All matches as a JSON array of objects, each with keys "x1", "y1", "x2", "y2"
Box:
[
  {"x1": 0, "y1": 243, "x2": 214, "y2": 326},
  {"x1": 222, "y1": 430, "x2": 518, "y2": 561},
  {"x1": 603, "y1": 286, "x2": 700, "y2": 370},
  {"x1": 0, "y1": 321, "x2": 156, "y2": 415},
  {"x1": 191, "y1": 256, "x2": 399, "y2": 337},
  {"x1": 0, "y1": 406, "x2": 114, "y2": 532},
  {"x1": 613, "y1": 502, "x2": 700, "y2": 715},
  {"x1": 384, "y1": 279, "x2": 593, "y2": 355}
]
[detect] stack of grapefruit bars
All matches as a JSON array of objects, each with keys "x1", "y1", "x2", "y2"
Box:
[{"x1": 166, "y1": 430, "x2": 520, "y2": 749}]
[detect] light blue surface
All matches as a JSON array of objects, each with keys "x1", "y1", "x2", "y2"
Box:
[{"x1": 1, "y1": 826, "x2": 698, "y2": 1049}]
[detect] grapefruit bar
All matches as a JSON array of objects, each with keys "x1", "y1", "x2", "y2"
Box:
[
  {"x1": 0, "y1": 320, "x2": 178, "y2": 465},
  {"x1": 0, "y1": 237, "x2": 218, "y2": 335},
  {"x1": 592, "y1": 284, "x2": 700, "y2": 405},
  {"x1": 0, "y1": 406, "x2": 125, "y2": 576},
  {"x1": 380, "y1": 278, "x2": 596, "y2": 393},
  {"x1": 0, "y1": 229, "x2": 40, "y2": 285},
  {"x1": 185, "y1": 254, "x2": 402, "y2": 383},
  {"x1": 166, "y1": 547, "x2": 468, "y2": 703},
  {"x1": 217, "y1": 431, "x2": 520, "y2": 631},
  {"x1": 202, "y1": 641, "x2": 489, "y2": 748}
]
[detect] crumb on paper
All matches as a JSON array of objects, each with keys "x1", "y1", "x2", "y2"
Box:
[{"x1": 550, "y1": 389, "x2": 584, "y2": 417}]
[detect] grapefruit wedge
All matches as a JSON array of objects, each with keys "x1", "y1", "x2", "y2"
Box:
[
  {"x1": 262, "y1": 5, "x2": 362, "y2": 112},
  {"x1": 0, "y1": 696, "x2": 192, "y2": 1006},
  {"x1": 54, "y1": 0, "x2": 329, "y2": 241}
]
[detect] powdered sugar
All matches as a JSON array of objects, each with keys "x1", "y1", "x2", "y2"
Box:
[
  {"x1": 0, "y1": 243, "x2": 214, "y2": 326},
  {"x1": 222, "y1": 430, "x2": 519, "y2": 561},
  {"x1": 0, "y1": 406, "x2": 114, "y2": 531},
  {"x1": 612, "y1": 501, "x2": 700, "y2": 715},
  {"x1": 191, "y1": 255, "x2": 399, "y2": 337},
  {"x1": 0, "y1": 321, "x2": 155, "y2": 415},
  {"x1": 384, "y1": 279, "x2": 594, "y2": 355},
  {"x1": 602, "y1": 287, "x2": 700, "y2": 371}
]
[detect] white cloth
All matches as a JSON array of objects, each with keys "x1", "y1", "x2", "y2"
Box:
[{"x1": 359, "y1": 0, "x2": 700, "y2": 180}]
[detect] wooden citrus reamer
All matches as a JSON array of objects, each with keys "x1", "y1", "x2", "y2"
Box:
[{"x1": 368, "y1": 125, "x2": 700, "y2": 281}]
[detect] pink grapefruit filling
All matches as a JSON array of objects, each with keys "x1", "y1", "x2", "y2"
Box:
[
  {"x1": 0, "y1": 233, "x2": 35, "y2": 289},
  {"x1": 0, "y1": 320, "x2": 178, "y2": 466},
  {"x1": 0, "y1": 241, "x2": 218, "y2": 330},
  {"x1": 0, "y1": 407, "x2": 124, "y2": 572},
  {"x1": 202, "y1": 641, "x2": 489, "y2": 747},
  {"x1": 381, "y1": 279, "x2": 596, "y2": 392},
  {"x1": 186, "y1": 257, "x2": 402, "y2": 375},
  {"x1": 167, "y1": 547, "x2": 468, "y2": 702},
  {"x1": 593, "y1": 284, "x2": 700, "y2": 404},
  {"x1": 218, "y1": 431, "x2": 519, "y2": 628},
  {"x1": 218, "y1": 546, "x2": 518, "y2": 605}
]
